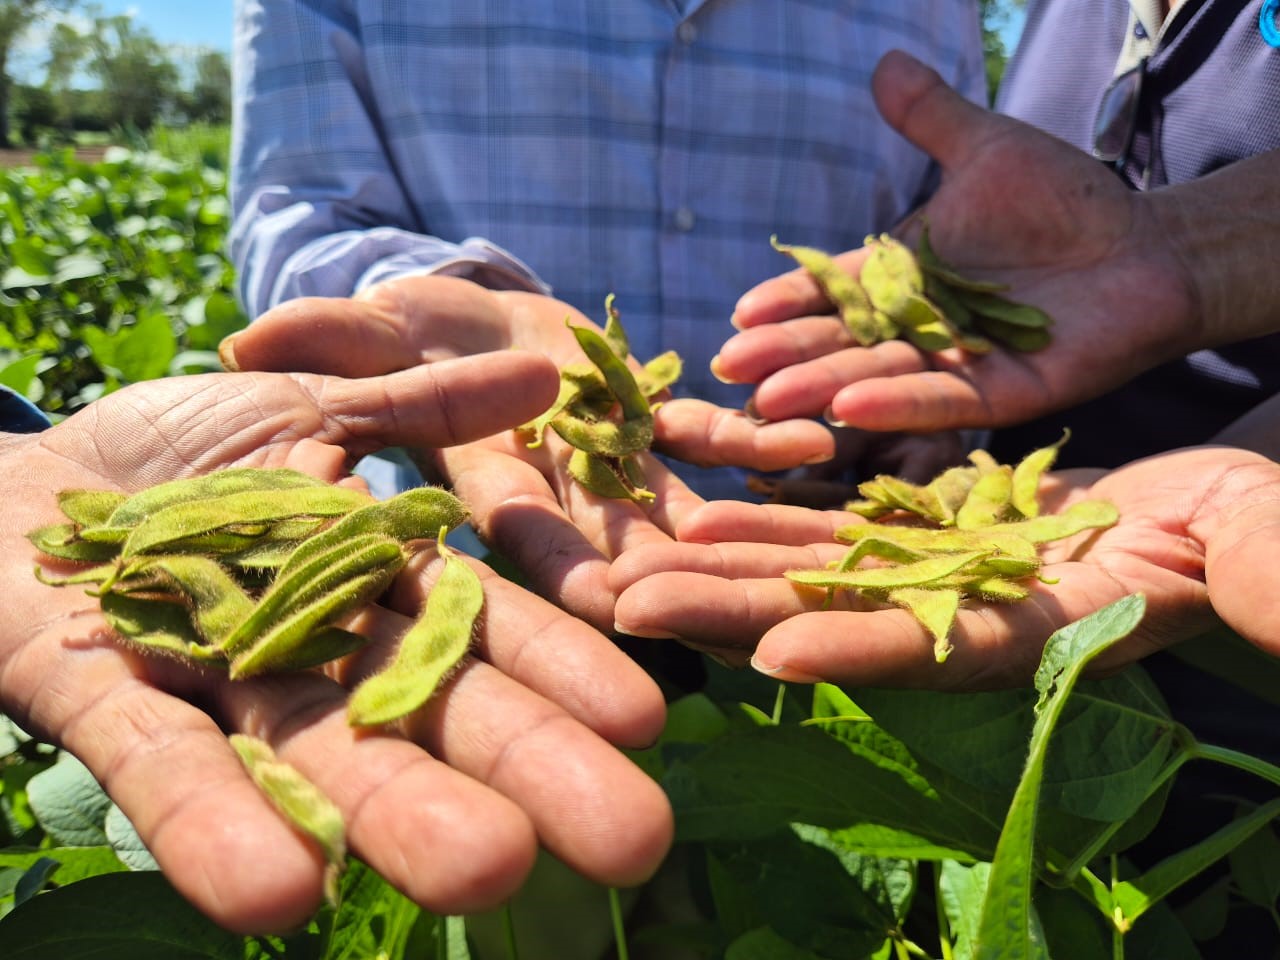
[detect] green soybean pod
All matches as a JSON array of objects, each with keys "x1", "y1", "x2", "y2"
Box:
[
  {"x1": 550, "y1": 412, "x2": 654, "y2": 457},
  {"x1": 859, "y1": 234, "x2": 926, "y2": 317},
  {"x1": 1010, "y1": 431, "x2": 1070, "y2": 519},
  {"x1": 27, "y1": 523, "x2": 122, "y2": 563},
  {"x1": 770, "y1": 236, "x2": 881, "y2": 346},
  {"x1": 120, "y1": 555, "x2": 257, "y2": 648},
  {"x1": 886, "y1": 586, "x2": 962, "y2": 662},
  {"x1": 601, "y1": 293, "x2": 630, "y2": 360},
  {"x1": 988, "y1": 499, "x2": 1119, "y2": 544},
  {"x1": 915, "y1": 225, "x2": 1009, "y2": 294},
  {"x1": 100, "y1": 591, "x2": 227, "y2": 664},
  {"x1": 347, "y1": 531, "x2": 484, "y2": 727},
  {"x1": 636, "y1": 350, "x2": 683, "y2": 399},
  {"x1": 57, "y1": 489, "x2": 128, "y2": 528},
  {"x1": 567, "y1": 449, "x2": 655, "y2": 503},
  {"x1": 223, "y1": 533, "x2": 406, "y2": 673},
  {"x1": 517, "y1": 375, "x2": 586, "y2": 449},
  {"x1": 955, "y1": 466, "x2": 1016, "y2": 530},
  {"x1": 956, "y1": 288, "x2": 1053, "y2": 329},
  {"x1": 229, "y1": 734, "x2": 346, "y2": 906},
  {"x1": 276, "y1": 486, "x2": 468, "y2": 581},
  {"x1": 786, "y1": 550, "x2": 989, "y2": 592},
  {"x1": 95, "y1": 467, "x2": 329, "y2": 539},
  {"x1": 121, "y1": 485, "x2": 371, "y2": 558},
  {"x1": 568, "y1": 322, "x2": 651, "y2": 423}
]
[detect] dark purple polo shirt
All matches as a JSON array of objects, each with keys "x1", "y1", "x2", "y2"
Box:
[{"x1": 989, "y1": 0, "x2": 1280, "y2": 468}]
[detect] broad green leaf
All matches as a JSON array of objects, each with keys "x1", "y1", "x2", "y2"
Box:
[
  {"x1": 0, "y1": 354, "x2": 42, "y2": 398},
  {"x1": 0, "y1": 847, "x2": 127, "y2": 886},
  {"x1": 708, "y1": 830, "x2": 903, "y2": 957},
  {"x1": 665, "y1": 723, "x2": 1000, "y2": 860},
  {"x1": 1227, "y1": 817, "x2": 1280, "y2": 910},
  {"x1": 972, "y1": 594, "x2": 1147, "y2": 960},
  {"x1": 105, "y1": 804, "x2": 158, "y2": 871},
  {"x1": 857, "y1": 668, "x2": 1183, "y2": 825},
  {"x1": 113, "y1": 311, "x2": 179, "y2": 383},
  {"x1": 725, "y1": 926, "x2": 830, "y2": 960},
  {"x1": 12, "y1": 857, "x2": 59, "y2": 906},
  {"x1": 1111, "y1": 798, "x2": 1280, "y2": 930},
  {"x1": 25, "y1": 754, "x2": 111, "y2": 848},
  {"x1": 7, "y1": 239, "x2": 56, "y2": 276},
  {"x1": 324, "y1": 858, "x2": 424, "y2": 960},
  {"x1": 0, "y1": 871, "x2": 246, "y2": 959}
]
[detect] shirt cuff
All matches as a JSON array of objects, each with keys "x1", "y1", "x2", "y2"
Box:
[{"x1": 354, "y1": 237, "x2": 553, "y2": 296}]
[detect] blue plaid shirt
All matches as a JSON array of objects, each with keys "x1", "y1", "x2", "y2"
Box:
[{"x1": 230, "y1": 0, "x2": 985, "y2": 497}]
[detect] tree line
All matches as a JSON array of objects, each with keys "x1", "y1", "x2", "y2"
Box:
[{"x1": 1, "y1": 0, "x2": 230, "y2": 149}]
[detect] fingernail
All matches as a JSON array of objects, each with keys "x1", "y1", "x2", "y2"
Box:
[
  {"x1": 614, "y1": 622, "x2": 683, "y2": 641},
  {"x1": 803, "y1": 450, "x2": 833, "y2": 466},
  {"x1": 218, "y1": 333, "x2": 241, "y2": 372},
  {"x1": 709, "y1": 355, "x2": 739, "y2": 384},
  {"x1": 750, "y1": 656, "x2": 824, "y2": 683},
  {"x1": 743, "y1": 397, "x2": 768, "y2": 425},
  {"x1": 822, "y1": 406, "x2": 848, "y2": 428}
]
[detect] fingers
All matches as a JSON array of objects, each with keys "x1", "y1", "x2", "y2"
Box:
[
  {"x1": 712, "y1": 315, "x2": 853, "y2": 386},
  {"x1": 675, "y1": 500, "x2": 852, "y2": 546},
  {"x1": 751, "y1": 340, "x2": 934, "y2": 424},
  {"x1": 827, "y1": 364, "x2": 1035, "y2": 432},
  {"x1": 332, "y1": 603, "x2": 673, "y2": 889},
  {"x1": 214, "y1": 672, "x2": 542, "y2": 916},
  {"x1": 872, "y1": 49, "x2": 996, "y2": 173},
  {"x1": 309, "y1": 355, "x2": 560, "y2": 451},
  {"x1": 653, "y1": 398, "x2": 835, "y2": 471},
  {"x1": 221, "y1": 295, "x2": 422, "y2": 377},
  {"x1": 387, "y1": 550, "x2": 667, "y2": 749},
  {"x1": 731, "y1": 247, "x2": 873, "y2": 331},
  {"x1": 2, "y1": 626, "x2": 328, "y2": 934}
]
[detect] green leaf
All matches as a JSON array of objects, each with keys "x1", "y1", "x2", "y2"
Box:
[
  {"x1": 0, "y1": 355, "x2": 42, "y2": 398},
  {"x1": 0, "y1": 847, "x2": 128, "y2": 886},
  {"x1": 324, "y1": 859, "x2": 424, "y2": 960},
  {"x1": 53, "y1": 253, "x2": 107, "y2": 284},
  {"x1": 7, "y1": 239, "x2": 56, "y2": 277},
  {"x1": 972, "y1": 594, "x2": 1147, "y2": 960},
  {"x1": 724, "y1": 926, "x2": 830, "y2": 960},
  {"x1": 1228, "y1": 817, "x2": 1280, "y2": 910},
  {"x1": 24, "y1": 755, "x2": 111, "y2": 848},
  {"x1": 105, "y1": 804, "x2": 159, "y2": 871},
  {"x1": 113, "y1": 311, "x2": 179, "y2": 383},
  {"x1": 0, "y1": 871, "x2": 246, "y2": 958},
  {"x1": 1111, "y1": 798, "x2": 1280, "y2": 929},
  {"x1": 665, "y1": 723, "x2": 1000, "y2": 860}
]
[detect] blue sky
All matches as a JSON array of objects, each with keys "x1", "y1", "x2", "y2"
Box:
[
  {"x1": 14, "y1": 2, "x2": 231, "y2": 81},
  {"x1": 94, "y1": 2, "x2": 233, "y2": 52}
]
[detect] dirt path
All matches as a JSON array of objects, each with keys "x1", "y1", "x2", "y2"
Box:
[{"x1": 0, "y1": 146, "x2": 112, "y2": 168}]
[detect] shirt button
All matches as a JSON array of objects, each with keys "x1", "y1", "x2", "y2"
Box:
[
  {"x1": 1134, "y1": 21, "x2": 1147, "y2": 38},
  {"x1": 677, "y1": 21, "x2": 697, "y2": 44},
  {"x1": 673, "y1": 206, "x2": 696, "y2": 231}
]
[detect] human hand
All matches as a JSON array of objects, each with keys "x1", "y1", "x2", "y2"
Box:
[
  {"x1": 221, "y1": 276, "x2": 834, "y2": 629},
  {"x1": 609, "y1": 446, "x2": 1280, "y2": 688},
  {"x1": 0, "y1": 364, "x2": 671, "y2": 934},
  {"x1": 714, "y1": 49, "x2": 1199, "y2": 433}
]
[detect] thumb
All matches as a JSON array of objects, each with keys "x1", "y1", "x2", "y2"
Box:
[{"x1": 871, "y1": 49, "x2": 996, "y2": 173}]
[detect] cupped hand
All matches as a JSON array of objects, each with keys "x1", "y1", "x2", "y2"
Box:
[
  {"x1": 221, "y1": 275, "x2": 833, "y2": 630},
  {"x1": 609, "y1": 446, "x2": 1280, "y2": 689},
  {"x1": 0, "y1": 364, "x2": 671, "y2": 935},
  {"x1": 715, "y1": 49, "x2": 1198, "y2": 433}
]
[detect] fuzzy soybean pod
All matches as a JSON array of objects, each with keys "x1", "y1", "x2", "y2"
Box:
[
  {"x1": 1009, "y1": 432, "x2": 1070, "y2": 518},
  {"x1": 119, "y1": 485, "x2": 372, "y2": 558},
  {"x1": 955, "y1": 466, "x2": 1017, "y2": 530},
  {"x1": 56, "y1": 489, "x2": 128, "y2": 528},
  {"x1": 274, "y1": 487, "x2": 469, "y2": 584},
  {"x1": 27, "y1": 523, "x2": 122, "y2": 563},
  {"x1": 770, "y1": 236, "x2": 881, "y2": 346},
  {"x1": 224, "y1": 533, "x2": 408, "y2": 679},
  {"x1": 550, "y1": 413, "x2": 655, "y2": 458},
  {"x1": 885, "y1": 586, "x2": 963, "y2": 662},
  {"x1": 568, "y1": 449, "x2": 655, "y2": 503},
  {"x1": 111, "y1": 554, "x2": 258, "y2": 649},
  {"x1": 85, "y1": 468, "x2": 329, "y2": 543},
  {"x1": 230, "y1": 734, "x2": 347, "y2": 906},
  {"x1": 636, "y1": 351, "x2": 683, "y2": 400},
  {"x1": 568, "y1": 322, "x2": 652, "y2": 424},
  {"x1": 347, "y1": 530, "x2": 484, "y2": 727},
  {"x1": 786, "y1": 550, "x2": 990, "y2": 593}
]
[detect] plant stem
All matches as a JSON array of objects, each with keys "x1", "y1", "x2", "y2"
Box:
[
  {"x1": 1191, "y1": 741, "x2": 1280, "y2": 788},
  {"x1": 502, "y1": 902, "x2": 519, "y2": 960},
  {"x1": 609, "y1": 887, "x2": 630, "y2": 960},
  {"x1": 933, "y1": 862, "x2": 955, "y2": 960},
  {"x1": 1111, "y1": 857, "x2": 1125, "y2": 960},
  {"x1": 771, "y1": 682, "x2": 787, "y2": 725},
  {"x1": 893, "y1": 938, "x2": 913, "y2": 960}
]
